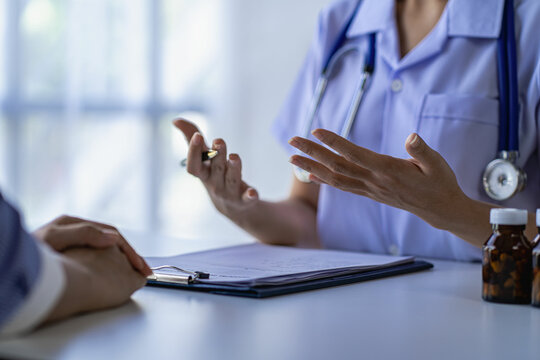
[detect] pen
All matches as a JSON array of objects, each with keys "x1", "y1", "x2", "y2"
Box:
[{"x1": 180, "y1": 150, "x2": 219, "y2": 167}]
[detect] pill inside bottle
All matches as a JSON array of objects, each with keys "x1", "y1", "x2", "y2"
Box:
[
  {"x1": 482, "y1": 208, "x2": 532, "y2": 304},
  {"x1": 531, "y1": 209, "x2": 540, "y2": 307}
]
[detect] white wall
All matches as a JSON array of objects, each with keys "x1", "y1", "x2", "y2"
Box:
[{"x1": 212, "y1": 0, "x2": 333, "y2": 199}]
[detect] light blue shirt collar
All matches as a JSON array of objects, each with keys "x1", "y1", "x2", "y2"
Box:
[
  {"x1": 448, "y1": 0, "x2": 504, "y2": 38},
  {"x1": 346, "y1": 0, "x2": 394, "y2": 37},
  {"x1": 346, "y1": 0, "x2": 505, "y2": 39}
]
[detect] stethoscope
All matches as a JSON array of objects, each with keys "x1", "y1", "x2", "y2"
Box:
[{"x1": 294, "y1": 0, "x2": 526, "y2": 202}]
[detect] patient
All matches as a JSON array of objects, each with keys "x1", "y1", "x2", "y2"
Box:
[{"x1": 0, "y1": 192, "x2": 152, "y2": 336}]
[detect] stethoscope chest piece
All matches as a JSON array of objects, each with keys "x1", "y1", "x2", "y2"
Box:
[
  {"x1": 482, "y1": 151, "x2": 526, "y2": 201},
  {"x1": 482, "y1": 0, "x2": 526, "y2": 201}
]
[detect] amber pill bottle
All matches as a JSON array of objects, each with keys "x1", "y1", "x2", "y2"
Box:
[
  {"x1": 532, "y1": 209, "x2": 540, "y2": 307},
  {"x1": 482, "y1": 208, "x2": 532, "y2": 304}
]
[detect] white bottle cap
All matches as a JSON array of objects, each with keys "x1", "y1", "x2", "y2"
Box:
[
  {"x1": 537, "y1": 209, "x2": 540, "y2": 227},
  {"x1": 490, "y1": 208, "x2": 528, "y2": 225}
]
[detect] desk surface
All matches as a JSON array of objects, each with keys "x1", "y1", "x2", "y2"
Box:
[{"x1": 0, "y1": 234, "x2": 539, "y2": 360}]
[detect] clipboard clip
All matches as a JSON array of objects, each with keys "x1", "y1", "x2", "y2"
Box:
[{"x1": 147, "y1": 265, "x2": 210, "y2": 285}]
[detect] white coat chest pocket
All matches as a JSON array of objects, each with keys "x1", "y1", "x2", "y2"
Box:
[{"x1": 417, "y1": 94, "x2": 499, "y2": 195}]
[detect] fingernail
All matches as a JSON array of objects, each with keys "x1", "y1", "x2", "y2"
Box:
[
  {"x1": 139, "y1": 258, "x2": 148, "y2": 272},
  {"x1": 311, "y1": 129, "x2": 322, "y2": 139},
  {"x1": 288, "y1": 138, "x2": 299, "y2": 147},
  {"x1": 131, "y1": 255, "x2": 146, "y2": 273},
  {"x1": 289, "y1": 157, "x2": 299, "y2": 166},
  {"x1": 101, "y1": 229, "x2": 120, "y2": 240},
  {"x1": 144, "y1": 260, "x2": 152, "y2": 273},
  {"x1": 193, "y1": 133, "x2": 201, "y2": 145},
  {"x1": 247, "y1": 188, "x2": 256, "y2": 199},
  {"x1": 407, "y1": 133, "x2": 419, "y2": 147},
  {"x1": 140, "y1": 260, "x2": 152, "y2": 277}
]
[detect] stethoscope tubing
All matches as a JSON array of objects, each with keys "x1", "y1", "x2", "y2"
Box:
[
  {"x1": 505, "y1": 0, "x2": 519, "y2": 153},
  {"x1": 340, "y1": 71, "x2": 371, "y2": 138},
  {"x1": 497, "y1": 12, "x2": 510, "y2": 153},
  {"x1": 498, "y1": 0, "x2": 519, "y2": 153},
  {"x1": 297, "y1": 0, "x2": 523, "y2": 198}
]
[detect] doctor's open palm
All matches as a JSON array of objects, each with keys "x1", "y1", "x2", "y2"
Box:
[
  {"x1": 172, "y1": 119, "x2": 507, "y2": 249},
  {"x1": 173, "y1": 119, "x2": 259, "y2": 218}
]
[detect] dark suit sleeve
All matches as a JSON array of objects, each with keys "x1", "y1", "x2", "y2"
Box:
[{"x1": 0, "y1": 192, "x2": 41, "y2": 330}]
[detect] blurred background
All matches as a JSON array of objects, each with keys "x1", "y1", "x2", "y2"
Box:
[{"x1": 0, "y1": 0, "x2": 332, "y2": 245}]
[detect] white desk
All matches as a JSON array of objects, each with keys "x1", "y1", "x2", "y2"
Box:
[{"x1": 0, "y1": 233, "x2": 539, "y2": 360}]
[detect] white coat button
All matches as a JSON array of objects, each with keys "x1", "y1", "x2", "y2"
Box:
[
  {"x1": 389, "y1": 244, "x2": 399, "y2": 256},
  {"x1": 391, "y1": 79, "x2": 403, "y2": 92}
]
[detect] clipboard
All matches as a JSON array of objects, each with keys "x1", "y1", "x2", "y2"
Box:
[
  {"x1": 146, "y1": 260, "x2": 433, "y2": 298},
  {"x1": 145, "y1": 244, "x2": 433, "y2": 298}
]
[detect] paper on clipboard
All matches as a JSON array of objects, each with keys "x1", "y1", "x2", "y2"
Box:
[{"x1": 146, "y1": 243, "x2": 414, "y2": 288}]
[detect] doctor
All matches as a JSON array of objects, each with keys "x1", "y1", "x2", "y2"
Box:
[{"x1": 174, "y1": 0, "x2": 540, "y2": 261}]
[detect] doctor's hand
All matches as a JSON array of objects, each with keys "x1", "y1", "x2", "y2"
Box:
[
  {"x1": 288, "y1": 129, "x2": 469, "y2": 231},
  {"x1": 33, "y1": 215, "x2": 152, "y2": 277},
  {"x1": 173, "y1": 118, "x2": 259, "y2": 218}
]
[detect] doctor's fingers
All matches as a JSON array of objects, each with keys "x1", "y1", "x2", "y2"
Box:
[
  {"x1": 173, "y1": 118, "x2": 203, "y2": 143},
  {"x1": 225, "y1": 154, "x2": 243, "y2": 197},
  {"x1": 288, "y1": 136, "x2": 372, "y2": 180},
  {"x1": 289, "y1": 155, "x2": 370, "y2": 196},
  {"x1": 208, "y1": 139, "x2": 227, "y2": 191},
  {"x1": 187, "y1": 133, "x2": 211, "y2": 181},
  {"x1": 405, "y1": 133, "x2": 449, "y2": 174},
  {"x1": 311, "y1": 129, "x2": 388, "y2": 172}
]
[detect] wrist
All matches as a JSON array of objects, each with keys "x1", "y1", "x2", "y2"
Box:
[
  {"x1": 435, "y1": 192, "x2": 474, "y2": 231},
  {"x1": 431, "y1": 193, "x2": 493, "y2": 247},
  {"x1": 221, "y1": 199, "x2": 261, "y2": 227},
  {"x1": 45, "y1": 255, "x2": 91, "y2": 323}
]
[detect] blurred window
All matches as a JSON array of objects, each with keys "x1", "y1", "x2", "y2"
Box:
[{"x1": 0, "y1": 0, "x2": 220, "y2": 232}]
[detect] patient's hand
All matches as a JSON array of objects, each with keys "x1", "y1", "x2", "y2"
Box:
[
  {"x1": 33, "y1": 215, "x2": 151, "y2": 277},
  {"x1": 45, "y1": 246, "x2": 147, "y2": 323}
]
